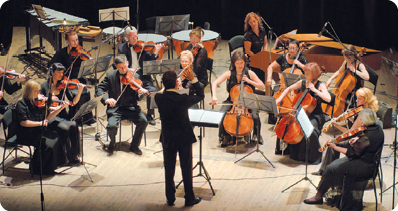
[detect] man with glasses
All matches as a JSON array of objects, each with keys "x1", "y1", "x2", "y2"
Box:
[{"x1": 118, "y1": 26, "x2": 162, "y2": 126}]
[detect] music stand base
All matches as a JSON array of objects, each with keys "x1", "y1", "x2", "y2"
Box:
[
  {"x1": 234, "y1": 147, "x2": 275, "y2": 168},
  {"x1": 282, "y1": 176, "x2": 317, "y2": 193},
  {"x1": 176, "y1": 160, "x2": 215, "y2": 196}
]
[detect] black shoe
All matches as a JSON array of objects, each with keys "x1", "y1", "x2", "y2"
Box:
[
  {"x1": 303, "y1": 198, "x2": 323, "y2": 205},
  {"x1": 147, "y1": 116, "x2": 156, "y2": 126},
  {"x1": 311, "y1": 170, "x2": 323, "y2": 176},
  {"x1": 258, "y1": 135, "x2": 263, "y2": 145},
  {"x1": 130, "y1": 146, "x2": 142, "y2": 155},
  {"x1": 185, "y1": 197, "x2": 201, "y2": 206}
]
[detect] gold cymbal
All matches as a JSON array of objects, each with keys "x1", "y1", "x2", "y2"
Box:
[{"x1": 51, "y1": 19, "x2": 78, "y2": 25}]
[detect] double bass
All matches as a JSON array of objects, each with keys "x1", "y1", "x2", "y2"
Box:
[
  {"x1": 273, "y1": 42, "x2": 306, "y2": 116},
  {"x1": 223, "y1": 68, "x2": 254, "y2": 137}
]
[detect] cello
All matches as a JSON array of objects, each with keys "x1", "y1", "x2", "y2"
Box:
[
  {"x1": 275, "y1": 79, "x2": 317, "y2": 144},
  {"x1": 322, "y1": 48, "x2": 366, "y2": 117},
  {"x1": 223, "y1": 68, "x2": 254, "y2": 137},
  {"x1": 273, "y1": 42, "x2": 306, "y2": 116}
]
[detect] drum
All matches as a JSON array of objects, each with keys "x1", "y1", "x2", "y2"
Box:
[
  {"x1": 171, "y1": 29, "x2": 220, "y2": 58},
  {"x1": 138, "y1": 33, "x2": 168, "y2": 60},
  {"x1": 102, "y1": 27, "x2": 124, "y2": 44}
]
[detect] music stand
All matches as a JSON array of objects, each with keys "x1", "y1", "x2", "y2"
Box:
[
  {"x1": 78, "y1": 54, "x2": 113, "y2": 78},
  {"x1": 155, "y1": 14, "x2": 190, "y2": 59},
  {"x1": 99, "y1": 7, "x2": 129, "y2": 58},
  {"x1": 176, "y1": 109, "x2": 225, "y2": 196},
  {"x1": 234, "y1": 92, "x2": 278, "y2": 167},
  {"x1": 67, "y1": 95, "x2": 103, "y2": 182},
  {"x1": 282, "y1": 72, "x2": 306, "y2": 87},
  {"x1": 143, "y1": 59, "x2": 180, "y2": 89},
  {"x1": 282, "y1": 105, "x2": 317, "y2": 192}
]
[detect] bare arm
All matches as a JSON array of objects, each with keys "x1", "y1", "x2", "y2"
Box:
[
  {"x1": 326, "y1": 61, "x2": 346, "y2": 88},
  {"x1": 275, "y1": 80, "x2": 302, "y2": 104},
  {"x1": 266, "y1": 61, "x2": 280, "y2": 87},
  {"x1": 245, "y1": 70, "x2": 265, "y2": 90},
  {"x1": 210, "y1": 70, "x2": 231, "y2": 105},
  {"x1": 244, "y1": 41, "x2": 255, "y2": 57}
]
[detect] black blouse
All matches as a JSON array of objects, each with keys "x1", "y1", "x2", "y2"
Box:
[
  {"x1": 276, "y1": 53, "x2": 309, "y2": 73},
  {"x1": 49, "y1": 47, "x2": 82, "y2": 79},
  {"x1": 40, "y1": 81, "x2": 73, "y2": 119},
  {"x1": 244, "y1": 27, "x2": 267, "y2": 54},
  {"x1": 184, "y1": 44, "x2": 209, "y2": 87}
]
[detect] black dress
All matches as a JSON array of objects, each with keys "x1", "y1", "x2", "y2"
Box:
[
  {"x1": 275, "y1": 53, "x2": 309, "y2": 74},
  {"x1": 288, "y1": 80, "x2": 324, "y2": 164},
  {"x1": 183, "y1": 44, "x2": 209, "y2": 88},
  {"x1": 244, "y1": 27, "x2": 267, "y2": 82},
  {"x1": 16, "y1": 98, "x2": 67, "y2": 174}
]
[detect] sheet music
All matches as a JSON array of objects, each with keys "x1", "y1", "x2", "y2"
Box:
[{"x1": 295, "y1": 106, "x2": 314, "y2": 139}]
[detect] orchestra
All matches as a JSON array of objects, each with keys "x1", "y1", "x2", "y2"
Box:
[{"x1": 3, "y1": 6, "x2": 394, "y2": 210}]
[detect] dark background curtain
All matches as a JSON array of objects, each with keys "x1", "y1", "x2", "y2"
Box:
[{"x1": 1, "y1": 0, "x2": 397, "y2": 51}]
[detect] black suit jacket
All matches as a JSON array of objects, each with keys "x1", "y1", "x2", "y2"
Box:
[
  {"x1": 155, "y1": 82, "x2": 204, "y2": 149},
  {"x1": 96, "y1": 69, "x2": 140, "y2": 109},
  {"x1": 118, "y1": 42, "x2": 158, "y2": 84}
]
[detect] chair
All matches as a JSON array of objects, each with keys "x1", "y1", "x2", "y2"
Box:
[
  {"x1": 340, "y1": 146, "x2": 383, "y2": 210},
  {"x1": 203, "y1": 22, "x2": 210, "y2": 30},
  {"x1": 1, "y1": 109, "x2": 33, "y2": 176},
  {"x1": 366, "y1": 66, "x2": 378, "y2": 94},
  {"x1": 107, "y1": 119, "x2": 142, "y2": 150},
  {"x1": 228, "y1": 35, "x2": 245, "y2": 58}
]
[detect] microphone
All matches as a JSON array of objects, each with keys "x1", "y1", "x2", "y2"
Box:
[
  {"x1": 127, "y1": 20, "x2": 133, "y2": 30},
  {"x1": 318, "y1": 22, "x2": 328, "y2": 37}
]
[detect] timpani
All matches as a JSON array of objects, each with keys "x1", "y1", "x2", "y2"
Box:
[{"x1": 171, "y1": 29, "x2": 220, "y2": 58}]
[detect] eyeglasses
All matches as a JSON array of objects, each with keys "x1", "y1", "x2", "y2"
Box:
[
  {"x1": 289, "y1": 47, "x2": 298, "y2": 50},
  {"x1": 181, "y1": 61, "x2": 191, "y2": 64},
  {"x1": 128, "y1": 35, "x2": 138, "y2": 39}
]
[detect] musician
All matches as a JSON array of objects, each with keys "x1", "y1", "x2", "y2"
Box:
[
  {"x1": 16, "y1": 80, "x2": 70, "y2": 174},
  {"x1": 325, "y1": 45, "x2": 369, "y2": 108},
  {"x1": 96, "y1": 55, "x2": 148, "y2": 155},
  {"x1": 49, "y1": 30, "x2": 94, "y2": 125},
  {"x1": 0, "y1": 72, "x2": 26, "y2": 114},
  {"x1": 155, "y1": 70, "x2": 203, "y2": 206},
  {"x1": 118, "y1": 26, "x2": 162, "y2": 126},
  {"x1": 244, "y1": 12, "x2": 267, "y2": 82},
  {"x1": 275, "y1": 62, "x2": 331, "y2": 164},
  {"x1": 178, "y1": 50, "x2": 194, "y2": 89},
  {"x1": 313, "y1": 87, "x2": 378, "y2": 176},
  {"x1": 183, "y1": 26, "x2": 208, "y2": 88},
  {"x1": 304, "y1": 108, "x2": 384, "y2": 211},
  {"x1": 266, "y1": 39, "x2": 309, "y2": 87},
  {"x1": 210, "y1": 51, "x2": 265, "y2": 147},
  {"x1": 40, "y1": 63, "x2": 83, "y2": 164}
]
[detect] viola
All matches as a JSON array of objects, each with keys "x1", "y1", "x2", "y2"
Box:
[
  {"x1": 34, "y1": 94, "x2": 68, "y2": 108},
  {"x1": 191, "y1": 43, "x2": 203, "y2": 57},
  {"x1": 0, "y1": 66, "x2": 30, "y2": 80},
  {"x1": 56, "y1": 77, "x2": 91, "y2": 90},
  {"x1": 322, "y1": 106, "x2": 364, "y2": 132},
  {"x1": 275, "y1": 79, "x2": 318, "y2": 144},
  {"x1": 273, "y1": 42, "x2": 306, "y2": 116},
  {"x1": 133, "y1": 41, "x2": 164, "y2": 53},
  {"x1": 120, "y1": 70, "x2": 149, "y2": 95},
  {"x1": 223, "y1": 68, "x2": 254, "y2": 137},
  {"x1": 69, "y1": 45, "x2": 91, "y2": 60},
  {"x1": 319, "y1": 125, "x2": 366, "y2": 152}
]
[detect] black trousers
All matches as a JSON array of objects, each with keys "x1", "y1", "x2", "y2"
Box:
[
  {"x1": 162, "y1": 143, "x2": 195, "y2": 203},
  {"x1": 106, "y1": 106, "x2": 148, "y2": 148},
  {"x1": 143, "y1": 80, "x2": 157, "y2": 118}
]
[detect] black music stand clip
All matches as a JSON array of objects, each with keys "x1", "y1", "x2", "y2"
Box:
[{"x1": 234, "y1": 92, "x2": 278, "y2": 167}]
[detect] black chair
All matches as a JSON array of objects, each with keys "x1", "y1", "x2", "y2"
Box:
[
  {"x1": 1, "y1": 109, "x2": 33, "y2": 176},
  {"x1": 366, "y1": 66, "x2": 378, "y2": 94},
  {"x1": 228, "y1": 35, "x2": 245, "y2": 58},
  {"x1": 203, "y1": 22, "x2": 210, "y2": 30},
  {"x1": 341, "y1": 145, "x2": 383, "y2": 210}
]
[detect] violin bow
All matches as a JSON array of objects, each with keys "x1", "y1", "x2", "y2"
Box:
[{"x1": 1, "y1": 43, "x2": 11, "y2": 93}]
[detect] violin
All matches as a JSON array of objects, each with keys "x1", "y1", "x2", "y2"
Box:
[
  {"x1": 34, "y1": 94, "x2": 68, "y2": 108},
  {"x1": 133, "y1": 41, "x2": 164, "y2": 53},
  {"x1": 223, "y1": 68, "x2": 254, "y2": 137},
  {"x1": 120, "y1": 70, "x2": 149, "y2": 95},
  {"x1": 319, "y1": 125, "x2": 366, "y2": 152},
  {"x1": 322, "y1": 106, "x2": 364, "y2": 132},
  {"x1": 69, "y1": 45, "x2": 91, "y2": 60},
  {"x1": 273, "y1": 42, "x2": 306, "y2": 116},
  {"x1": 0, "y1": 66, "x2": 30, "y2": 80},
  {"x1": 191, "y1": 43, "x2": 203, "y2": 57},
  {"x1": 56, "y1": 77, "x2": 91, "y2": 90}
]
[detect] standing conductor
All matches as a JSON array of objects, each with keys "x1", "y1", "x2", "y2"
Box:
[{"x1": 155, "y1": 70, "x2": 203, "y2": 206}]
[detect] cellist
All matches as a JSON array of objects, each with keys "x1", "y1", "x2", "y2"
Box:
[
  {"x1": 275, "y1": 62, "x2": 331, "y2": 164},
  {"x1": 209, "y1": 51, "x2": 265, "y2": 147}
]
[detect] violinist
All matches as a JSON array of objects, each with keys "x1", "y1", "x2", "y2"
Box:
[
  {"x1": 313, "y1": 87, "x2": 378, "y2": 176},
  {"x1": 49, "y1": 29, "x2": 94, "y2": 125},
  {"x1": 244, "y1": 12, "x2": 267, "y2": 82},
  {"x1": 325, "y1": 45, "x2": 369, "y2": 108},
  {"x1": 0, "y1": 68, "x2": 26, "y2": 114},
  {"x1": 275, "y1": 62, "x2": 331, "y2": 164},
  {"x1": 16, "y1": 80, "x2": 71, "y2": 174},
  {"x1": 209, "y1": 51, "x2": 265, "y2": 147},
  {"x1": 118, "y1": 26, "x2": 162, "y2": 126},
  {"x1": 177, "y1": 50, "x2": 194, "y2": 90},
  {"x1": 304, "y1": 109, "x2": 384, "y2": 210},
  {"x1": 183, "y1": 27, "x2": 208, "y2": 88},
  {"x1": 39, "y1": 63, "x2": 83, "y2": 164},
  {"x1": 96, "y1": 55, "x2": 149, "y2": 155}
]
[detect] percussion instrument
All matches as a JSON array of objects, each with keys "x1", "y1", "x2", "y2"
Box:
[
  {"x1": 138, "y1": 34, "x2": 168, "y2": 60},
  {"x1": 102, "y1": 27, "x2": 124, "y2": 44},
  {"x1": 171, "y1": 29, "x2": 220, "y2": 58}
]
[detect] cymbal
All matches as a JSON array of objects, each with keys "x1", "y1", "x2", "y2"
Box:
[{"x1": 51, "y1": 19, "x2": 78, "y2": 25}]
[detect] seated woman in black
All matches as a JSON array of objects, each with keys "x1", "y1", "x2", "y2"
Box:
[
  {"x1": 209, "y1": 51, "x2": 265, "y2": 147},
  {"x1": 16, "y1": 80, "x2": 69, "y2": 174},
  {"x1": 40, "y1": 63, "x2": 83, "y2": 164},
  {"x1": 304, "y1": 108, "x2": 384, "y2": 211},
  {"x1": 275, "y1": 62, "x2": 331, "y2": 164}
]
